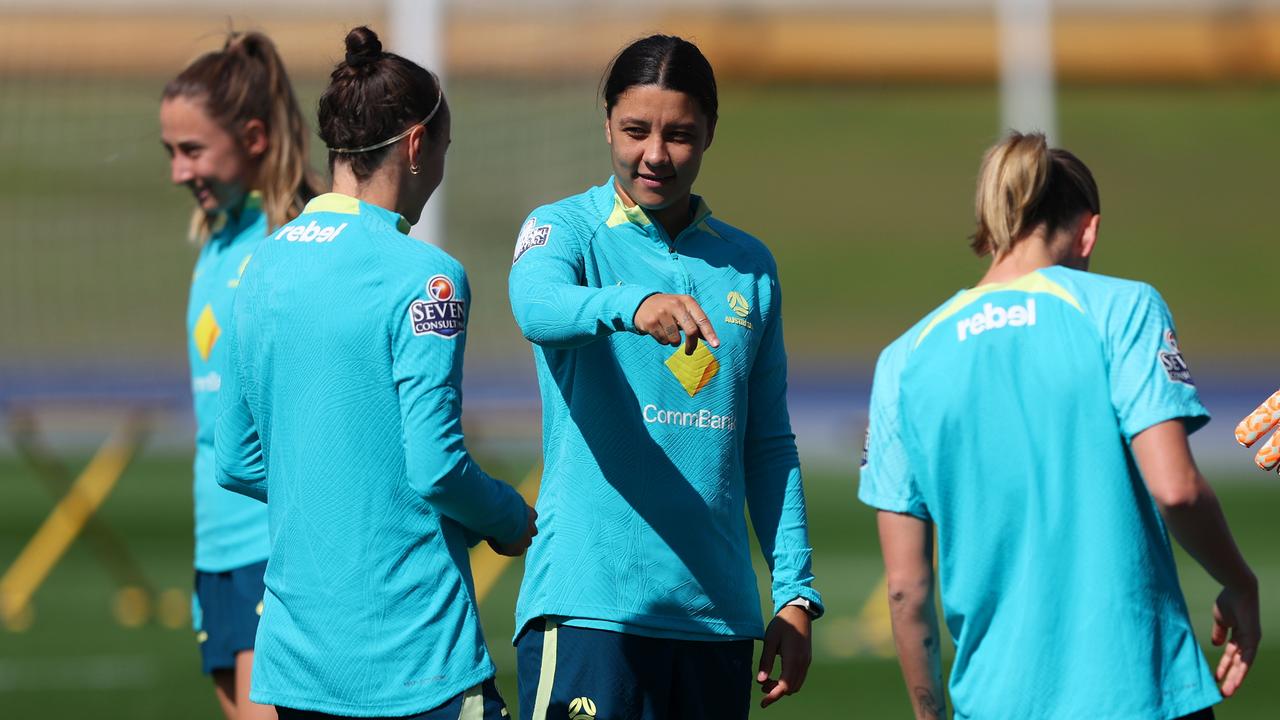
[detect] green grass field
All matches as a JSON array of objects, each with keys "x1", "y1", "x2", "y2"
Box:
[
  {"x1": 0, "y1": 81, "x2": 1275, "y2": 372},
  {"x1": 2, "y1": 453, "x2": 1277, "y2": 718}
]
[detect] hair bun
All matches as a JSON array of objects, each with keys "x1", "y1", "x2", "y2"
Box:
[{"x1": 344, "y1": 26, "x2": 382, "y2": 68}]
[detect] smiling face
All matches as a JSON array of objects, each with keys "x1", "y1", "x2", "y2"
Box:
[
  {"x1": 606, "y1": 84, "x2": 713, "y2": 217},
  {"x1": 160, "y1": 95, "x2": 260, "y2": 214}
]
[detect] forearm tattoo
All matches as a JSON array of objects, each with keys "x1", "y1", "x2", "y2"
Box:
[{"x1": 913, "y1": 686, "x2": 945, "y2": 719}]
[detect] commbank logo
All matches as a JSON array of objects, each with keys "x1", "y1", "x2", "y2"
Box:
[
  {"x1": 192, "y1": 304, "x2": 221, "y2": 361},
  {"x1": 955, "y1": 299, "x2": 1036, "y2": 342},
  {"x1": 665, "y1": 343, "x2": 719, "y2": 397}
]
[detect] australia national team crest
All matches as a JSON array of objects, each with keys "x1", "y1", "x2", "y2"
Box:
[
  {"x1": 409, "y1": 274, "x2": 466, "y2": 338},
  {"x1": 1158, "y1": 329, "x2": 1194, "y2": 385},
  {"x1": 513, "y1": 216, "x2": 551, "y2": 265}
]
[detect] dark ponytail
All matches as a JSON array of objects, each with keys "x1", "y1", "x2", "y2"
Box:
[
  {"x1": 602, "y1": 35, "x2": 717, "y2": 125},
  {"x1": 318, "y1": 26, "x2": 444, "y2": 182},
  {"x1": 163, "y1": 30, "x2": 320, "y2": 242}
]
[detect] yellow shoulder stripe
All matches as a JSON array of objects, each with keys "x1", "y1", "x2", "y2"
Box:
[{"x1": 914, "y1": 271, "x2": 1082, "y2": 348}]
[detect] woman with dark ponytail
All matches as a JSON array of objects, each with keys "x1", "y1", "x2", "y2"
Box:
[
  {"x1": 508, "y1": 35, "x2": 822, "y2": 718},
  {"x1": 214, "y1": 26, "x2": 535, "y2": 720},
  {"x1": 861, "y1": 132, "x2": 1259, "y2": 719},
  {"x1": 160, "y1": 29, "x2": 319, "y2": 720}
]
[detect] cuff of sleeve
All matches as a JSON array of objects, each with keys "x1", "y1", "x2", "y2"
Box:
[
  {"x1": 776, "y1": 587, "x2": 824, "y2": 619},
  {"x1": 1122, "y1": 405, "x2": 1211, "y2": 442},
  {"x1": 858, "y1": 484, "x2": 930, "y2": 521},
  {"x1": 615, "y1": 286, "x2": 663, "y2": 333},
  {"x1": 492, "y1": 485, "x2": 529, "y2": 546}
]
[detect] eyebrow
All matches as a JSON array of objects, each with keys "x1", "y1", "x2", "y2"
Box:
[{"x1": 616, "y1": 117, "x2": 699, "y2": 131}]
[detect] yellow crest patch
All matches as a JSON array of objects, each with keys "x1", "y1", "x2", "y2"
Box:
[
  {"x1": 664, "y1": 343, "x2": 719, "y2": 397},
  {"x1": 192, "y1": 304, "x2": 221, "y2": 362},
  {"x1": 727, "y1": 290, "x2": 750, "y2": 317}
]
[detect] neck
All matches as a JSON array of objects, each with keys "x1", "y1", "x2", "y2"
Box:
[
  {"x1": 614, "y1": 179, "x2": 693, "y2": 240},
  {"x1": 332, "y1": 165, "x2": 402, "y2": 217},
  {"x1": 979, "y1": 233, "x2": 1057, "y2": 286}
]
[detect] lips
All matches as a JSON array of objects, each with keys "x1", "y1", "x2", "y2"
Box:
[{"x1": 635, "y1": 172, "x2": 674, "y2": 189}]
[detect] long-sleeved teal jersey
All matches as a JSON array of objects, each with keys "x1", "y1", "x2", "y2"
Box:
[
  {"x1": 860, "y1": 266, "x2": 1220, "y2": 719},
  {"x1": 508, "y1": 179, "x2": 821, "y2": 642},
  {"x1": 215, "y1": 193, "x2": 529, "y2": 716},
  {"x1": 188, "y1": 192, "x2": 270, "y2": 573}
]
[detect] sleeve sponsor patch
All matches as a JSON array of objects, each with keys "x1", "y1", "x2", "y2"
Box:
[
  {"x1": 859, "y1": 427, "x2": 870, "y2": 468},
  {"x1": 409, "y1": 274, "x2": 466, "y2": 338},
  {"x1": 513, "y1": 216, "x2": 551, "y2": 265},
  {"x1": 1158, "y1": 329, "x2": 1194, "y2": 385}
]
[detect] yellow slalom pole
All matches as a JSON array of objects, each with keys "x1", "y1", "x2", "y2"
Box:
[
  {"x1": 1, "y1": 416, "x2": 144, "y2": 627},
  {"x1": 470, "y1": 464, "x2": 542, "y2": 604},
  {"x1": 851, "y1": 574, "x2": 897, "y2": 658}
]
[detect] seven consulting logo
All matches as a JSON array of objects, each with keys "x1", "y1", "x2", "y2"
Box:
[
  {"x1": 1159, "y1": 329, "x2": 1194, "y2": 385},
  {"x1": 513, "y1": 216, "x2": 551, "y2": 265},
  {"x1": 409, "y1": 275, "x2": 466, "y2": 338}
]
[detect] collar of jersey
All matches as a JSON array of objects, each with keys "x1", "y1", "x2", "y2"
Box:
[
  {"x1": 603, "y1": 181, "x2": 715, "y2": 237},
  {"x1": 210, "y1": 190, "x2": 264, "y2": 243},
  {"x1": 301, "y1": 192, "x2": 412, "y2": 235},
  {"x1": 913, "y1": 268, "x2": 1083, "y2": 348}
]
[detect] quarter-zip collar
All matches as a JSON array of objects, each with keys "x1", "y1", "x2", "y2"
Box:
[
  {"x1": 209, "y1": 190, "x2": 263, "y2": 246},
  {"x1": 602, "y1": 178, "x2": 715, "y2": 251}
]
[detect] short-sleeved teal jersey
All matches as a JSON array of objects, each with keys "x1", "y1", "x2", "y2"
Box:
[
  {"x1": 860, "y1": 266, "x2": 1220, "y2": 719},
  {"x1": 215, "y1": 193, "x2": 528, "y2": 716},
  {"x1": 187, "y1": 193, "x2": 270, "y2": 573},
  {"x1": 508, "y1": 179, "x2": 822, "y2": 642}
]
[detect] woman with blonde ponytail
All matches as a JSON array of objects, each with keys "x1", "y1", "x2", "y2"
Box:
[
  {"x1": 159, "y1": 30, "x2": 319, "y2": 720},
  {"x1": 860, "y1": 131, "x2": 1258, "y2": 719}
]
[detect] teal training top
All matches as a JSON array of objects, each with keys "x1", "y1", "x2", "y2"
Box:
[
  {"x1": 859, "y1": 266, "x2": 1220, "y2": 720},
  {"x1": 215, "y1": 193, "x2": 528, "y2": 716},
  {"x1": 508, "y1": 179, "x2": 822, "y2": 642},
  {"x1": 188, "y1": 193, "x2": 270, "y2": 573}
]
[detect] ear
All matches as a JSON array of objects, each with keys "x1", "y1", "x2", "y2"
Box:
[
  {"x1": 704, "y1": 118, "x2": 716, "y2": 151},
  {"x1": 1077, "y1": 212, "x2": 1100, "y2": 259},
  {"x1": 604, "y1": 115, "x2": 613, "y2": 146},
  {"x1": 240, "y1": 119, "x2": 269, "y2": 158},
  {"x1": 406, "y1": 125, "x2": 426, "y2": 170}
]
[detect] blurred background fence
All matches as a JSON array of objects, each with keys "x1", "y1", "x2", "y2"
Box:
[
  {"x1": 0, "y1": 0, "x2": 1276, "y2": 465},
  {"x1": 0, "y1": 2, "x2": 1277, "y2": 717}
]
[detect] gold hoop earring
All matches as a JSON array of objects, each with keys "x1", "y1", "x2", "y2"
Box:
[{"x1": 409, "y1": 163, "x2": 420, "y2": 175}]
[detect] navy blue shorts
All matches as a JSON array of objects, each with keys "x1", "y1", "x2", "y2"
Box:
[
  {"x1": 193, "y1": 559, "x2": 267, "y2": 675},
  {"x1": 1176, "y1": 709, "x2": 1214, "y2": 720},
  {"x1": 516, "y1": 619, "x2": 753, "y2": 720},
  {"x1": 275, "y1": 678, "x2": 509, "y2": 719}
]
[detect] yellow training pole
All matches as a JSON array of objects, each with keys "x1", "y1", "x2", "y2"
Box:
[
  {"x1": 1, "y1": 416, "x2": 145, "y2": 627},
  {"x1": 470, "y1": 464, "x2": 542, "y2": 604}
]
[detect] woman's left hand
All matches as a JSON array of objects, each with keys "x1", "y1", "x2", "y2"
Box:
[{"x1": 756, "y1": 604, "x2": 812, "y2": 709}]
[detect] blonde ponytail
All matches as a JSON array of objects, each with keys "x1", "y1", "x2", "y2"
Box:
[
  {"x1": 970, "y1": 131, "x2": 1100, "y2": 258},
  {"x1": 971, "y1": 132, "x2": 1051, "y2": 257}
]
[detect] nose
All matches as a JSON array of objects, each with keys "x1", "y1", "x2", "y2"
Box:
[
  {"x1": 170, "y1": 156, "x2": 194, "y2": 185},
  {"x1": 642, "y1": 136, "x2": 670, "y2": 169}
]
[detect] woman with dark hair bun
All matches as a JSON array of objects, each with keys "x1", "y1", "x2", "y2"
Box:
[
  {"x1": 160, "y1": 28, "x2": 319, "y2": 720},
  {"x1": 509, "y1": 34, "x2": 822, "y2": 718},
  {"x1": 215, "y1": 26, "x2": 536, "y2": 720}
]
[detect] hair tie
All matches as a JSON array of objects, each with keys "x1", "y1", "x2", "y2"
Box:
[{"x1": 329, "y1": 85, "x2": 442, "y2": 155}]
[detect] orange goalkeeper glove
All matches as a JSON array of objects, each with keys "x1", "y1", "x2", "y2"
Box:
[{"x1": 1234, "y1": 389, "x2": 1280, "y2": 473}]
